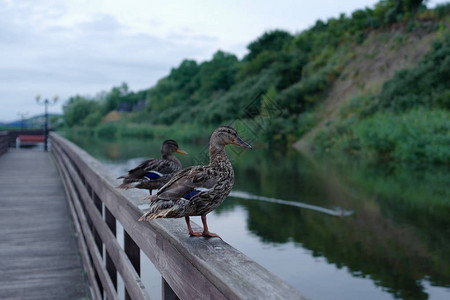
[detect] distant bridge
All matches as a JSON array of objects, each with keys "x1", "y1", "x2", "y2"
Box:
[{"x1": 0, "y1": 131, "x2": 308, "y2": 300}]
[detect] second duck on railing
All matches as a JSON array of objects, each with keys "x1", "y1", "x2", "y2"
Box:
[{"x1": 117, "y1": 139, "x2": 187, "y2": 195}]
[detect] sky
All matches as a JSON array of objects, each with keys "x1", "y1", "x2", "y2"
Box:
[{"x1": 0, "y1": 0, "x2": 447, "y2": 122}]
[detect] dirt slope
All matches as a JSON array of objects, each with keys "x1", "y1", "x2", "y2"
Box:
[{"x1": 294, "y1": 24, "x2": 438, "y2": 151}]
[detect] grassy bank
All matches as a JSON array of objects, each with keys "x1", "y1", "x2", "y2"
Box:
[
  {"x1": 65, "y1": 122, "x2": 216, "y2": 144},
  {"x1": 315, "y1": 108, "x2": 450, "y2": 164}
]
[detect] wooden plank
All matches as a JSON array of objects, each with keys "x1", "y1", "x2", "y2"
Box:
[
  {"x1": 54, "y1": 147, "x2": 118, "y2": 300},
  {"x1": 5, "y1": 129, "x2": 44, "y2": 147},
  {"x1": 53, "y1": 144, "x2": 116, "y2": 300},
  {"x1": 0, "y1": 149, "x2": 90, "y2": 300},
  {"x1": 52, "y1": 146, "x2": 102, "y2": 300},
  {"x1": 51, "y1": 132, "x2": 309, "y2": 300},
  {"x1": 54, "y1": 144, "x2": 150, "y2": 300}
]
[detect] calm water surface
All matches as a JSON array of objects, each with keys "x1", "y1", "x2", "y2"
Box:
[{"x1": 67, "y1": 135, "x2": 450, "y2": 300}]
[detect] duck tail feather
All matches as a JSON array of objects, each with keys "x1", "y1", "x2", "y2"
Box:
[
  {"x1": 138, "y1": 211, "x2": 154, "y2": 221},
  {"x1": 143, "y1": 194, "x2": 158, "y2": 203},
  {"x1": 138, "y1": 210, "x2": 166, "y2": 221},
  {"x1": 116, "y1": 182, "x2": 133, "y2": 190}
]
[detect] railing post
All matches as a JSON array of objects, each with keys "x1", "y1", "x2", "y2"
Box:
[
  {"x1": 162, "y1": 278, "x2": 179, "y2": 300},
  {"x1": 105, "y1": 207, "x2": 118, "y2": 290},
  {"x1": 124, "y1": 231, "x2": 140, "y2": 300}
]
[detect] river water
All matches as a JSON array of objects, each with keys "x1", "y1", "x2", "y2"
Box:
[{"x1": 67, "y1": 134, "x2": 450, "y2": 300}]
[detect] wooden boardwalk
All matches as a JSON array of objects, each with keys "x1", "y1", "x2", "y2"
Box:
[{"x1": 0, "y1": 149, "x2": 90, "y2": 300}]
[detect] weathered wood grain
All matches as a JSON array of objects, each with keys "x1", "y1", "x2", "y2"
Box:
[
  {"x1": 53, "y1": 144, "x2": 150, "y2": 300},
  {"x1": 52, "y1": 147, "x2": 119, "y2": 300},
  {"x1": 51, "y1": 132, "x2": 309, "y2": 300},
  {"x1": 55, "y1": 153, "x2": 102, "y2": 300},
  {"x1": 0, "y1": 149, "x2": 90, "y2": 300}
]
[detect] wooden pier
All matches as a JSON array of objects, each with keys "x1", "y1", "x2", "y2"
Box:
[
  {"x1": 0, "y1": 148, "x2": 90, "y2": 299},
  {"x1": 0, "y1": 131, "x2": 308, "y2": 300}
]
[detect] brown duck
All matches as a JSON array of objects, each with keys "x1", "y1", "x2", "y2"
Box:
[
  {"x1": 117, "y1": 140, "x2": 187, "y2": 195},
  {"x1": 139, "y1": 126, "x2": 252, "y2": 238}
]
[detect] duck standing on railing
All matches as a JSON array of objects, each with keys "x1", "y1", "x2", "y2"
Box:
[
  {"x1": 139, "y1": 126, "x2": 252, "y2": 238},
  {"x1": 117, "y1": 140, "x2": 187, "y2": 195}
]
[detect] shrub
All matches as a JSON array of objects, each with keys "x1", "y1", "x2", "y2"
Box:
[
  {"x1": 96, "y1": 123, "x2": 119, "y2": 138},
  {"x1": 316, "y1": 108, "x2": 450, "y2": 163}
]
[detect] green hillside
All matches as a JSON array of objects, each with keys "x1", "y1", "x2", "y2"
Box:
[{"x1": 62, "y1": 0, "x2": 450, "y2": 163}]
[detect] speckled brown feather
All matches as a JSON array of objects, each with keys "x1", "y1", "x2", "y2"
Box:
[
  {"x1": 139, "y1": 126, "x2": 250, "y2": 222},
  {"x1": 117, "y1": 140, "x2": 183, "y2": 191}
]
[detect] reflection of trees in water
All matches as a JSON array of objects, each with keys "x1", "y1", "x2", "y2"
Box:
[{"x1": 216, "y1": 152, "x2": 450, "y2": 300}]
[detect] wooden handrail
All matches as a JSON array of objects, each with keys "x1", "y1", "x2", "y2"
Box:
[{"x1": 50, "y1": 132, "x2": 308, "y2": 300}]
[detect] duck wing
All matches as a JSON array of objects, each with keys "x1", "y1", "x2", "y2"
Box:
[
  {"x1": 139, "y1": 166, "x2": 219, "y2": 220},
  {"x1": 121, "y1": 158, "x2": 180, "y2": 181},
  {"x1": 156, "y1": 166, "x2": 217, "y2": 202},
  {"x1": 117, "y1": 158, "x2": 182, "y2": 190}
]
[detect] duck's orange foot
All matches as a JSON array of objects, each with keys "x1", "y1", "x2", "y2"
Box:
[
  {"x1": 202, "y1": 231, "x2": 221, "y2": 239},
  {"x1": 188, "y1": 231, "x2": 203, "y2": 237}
]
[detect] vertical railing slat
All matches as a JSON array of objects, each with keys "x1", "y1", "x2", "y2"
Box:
[
  {"x1": 125, "y1": 231, "x2": 141, "y2": 300},
  {"x1": 105, "y1": 207, "x2": 118, "y2": 290},
  {"x1": 162, "y1": 278, "x2": 179, "y2": 300}
]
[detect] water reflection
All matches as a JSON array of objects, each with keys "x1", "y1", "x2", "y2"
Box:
[
  {"x1": 229, "y1": 190, "x2": 354, "y2": 216},
  {"x1": 66, "y1": 134, "x2": 450, "y2": 300}
]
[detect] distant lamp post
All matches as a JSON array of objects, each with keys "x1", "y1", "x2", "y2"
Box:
[
  {"x1": 17, "y1": 112, "x2": 28, "y2": 130},
  {"x1": 35, "y1": 94, "x2": 58, "y2": 151}
]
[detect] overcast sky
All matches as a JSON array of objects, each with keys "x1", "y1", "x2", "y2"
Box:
[{"x1": 0, "y1": 0, "x2": 447, "y2": 122}]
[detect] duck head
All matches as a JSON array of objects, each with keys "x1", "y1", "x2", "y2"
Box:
[
  {"x1": 210, "y1": 126, "x2": 253, "y2": 150},
  {"x1": 161, "y1": 139, "x2": 187, "y2": 157}
]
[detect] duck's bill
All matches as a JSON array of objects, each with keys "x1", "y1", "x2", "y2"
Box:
[
  {"x1": 176, "y1": 149, "x2": 188, "y2": 155},
  {"x1": 234, "y1": 136, "x2": 253, "y2": 149}
]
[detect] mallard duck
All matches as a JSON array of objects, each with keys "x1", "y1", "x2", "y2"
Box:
[
  {"x1": 139, "y1": 126, "x2": 252, "y2": 238},
  {"x1": 117, "y1": 140, "x2": 187, "y2": 195}
]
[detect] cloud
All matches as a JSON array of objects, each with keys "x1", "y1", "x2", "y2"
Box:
[
  {"x1": 79, "y1": 13, "x2": 123, "y2": 33},
  {"x1": 0, "y1": 1, "x2": 221, "y2": 121}
]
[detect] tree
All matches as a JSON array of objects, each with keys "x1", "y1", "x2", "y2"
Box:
[
  {"x1": 63, "y1": 96, "x2": 99, "y2": 127},
  {"x1": 103, "y1": 82, "x2": 129, "y2": 113},
  {"x1": 245, "y1": 30, "x2": 293, "y2": 61},
  {"x1": 198, "y1": 50, "x2": 238, "y2": 94}
]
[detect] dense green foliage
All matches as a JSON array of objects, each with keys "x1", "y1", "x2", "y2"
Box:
[
  {"x1": 374, "y1": 33, "x2": 450, "y2": 112},
  {"x1": 62, "y1": 0, "x2": 449, "y2": 163},
  {"x1": 316, "y1": 32, "x2": 450, "y2": 163}
]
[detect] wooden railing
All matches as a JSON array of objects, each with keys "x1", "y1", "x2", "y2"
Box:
[
  {"x1": 50, "y1": 133, "x2": 308, "y2": 300},
  {"x1": 6, "y1": 129, "x2": 45, "y2": 147},
  {"x1": 0, "y1": 131, "x2": 8, "y2": 156}
]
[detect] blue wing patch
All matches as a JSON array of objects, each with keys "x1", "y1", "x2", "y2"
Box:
[
  {"x1": 182, "y1": 187, "x2": 211, "y2": 200},
  {"x1": 183, "y1": 189, "x2": 200, "y2": 200},
  {"x1": 144, "y1": 171, "x2": 163, "y2": 180}
]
